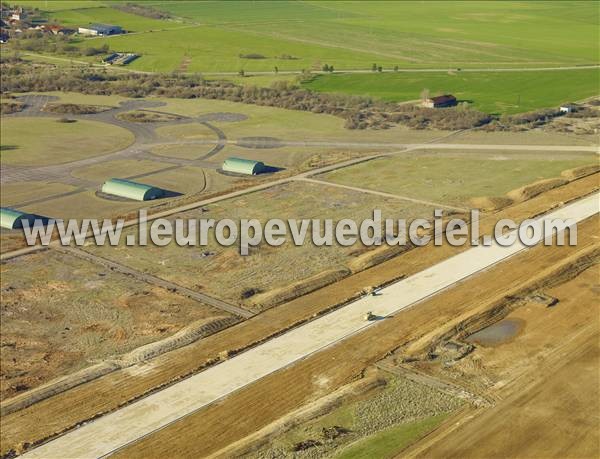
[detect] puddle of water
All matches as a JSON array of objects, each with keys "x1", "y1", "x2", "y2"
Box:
[{"x1": 465, "y1": 318, "x2": 524, "y2": 347}]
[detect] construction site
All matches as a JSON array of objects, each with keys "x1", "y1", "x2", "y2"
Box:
[
  {"x1": 1, "y1": 1, "x2": 599, "y2": 457},
  {"x1": 1, "y1": 109, "x2": 598, "y2": 456}
]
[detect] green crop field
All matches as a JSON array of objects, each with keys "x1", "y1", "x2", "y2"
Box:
[
  {"x1": 302, "y1": 68, "x2": 600, "y2": 114},
  {"x1": 12, "y1": 1, "x2": 599, "y2": 73}
]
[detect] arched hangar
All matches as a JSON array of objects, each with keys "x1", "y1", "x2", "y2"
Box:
[
  {"x1": 222, "y1": 157, "x2": 266, "y2": 175},
  {"x1": 0, "y1": 207, "x2": 35, "y2": 229},
  {"x1": 101, "y1": 178, "x2": 164, "y2": 201}
]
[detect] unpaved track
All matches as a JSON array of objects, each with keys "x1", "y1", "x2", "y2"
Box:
[
  {"x1": 204, "y1": 66, "x2": 600, "y2": 76},
  {"x1": 20, "y1": 193, "x2": 599, "y2": 458},
  {"x1": 1, "y1": 173, "x2": 597, "y2": 457},
  {"x1": 2, "y1": 140, "x2": 596, "y2": 261},
  {"x1": 21, "y1": 52, "x2": 599, "y2": 75},
  {"x1": 298, "y1": 177, "x2": 468, "y2": 212},
  {"x1": 58, "y1": 247, "x2": 253, "y2": 319}
]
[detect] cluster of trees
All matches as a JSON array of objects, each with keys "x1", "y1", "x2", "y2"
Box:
[
  {"x1": 9, "y1": 31, "x2": 111, "y2": 57},
  {"x1": 5, "y1": 61, "x2": 569, "y2": 132},
  {"x1": 322, "y1": 64, "x2": 334, "y2": 72}
]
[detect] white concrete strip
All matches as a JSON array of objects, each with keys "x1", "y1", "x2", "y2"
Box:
[{"x1": 22, "y1": 193, "x2": 600, "y2": 459}]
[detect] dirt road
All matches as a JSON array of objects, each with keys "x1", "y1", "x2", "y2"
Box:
[
  {"x1": 20, "y1": 193, "x2": 599, "y2": 458},
  {"x1": 59, "y1": 247, "x2": 253, "y2": 318},
  {"x1": 2, "y1": 140, "x2": 596, "y2": 261},
  {"x1": 298, "y1": 177, "x2": 469, "y2": 211}
]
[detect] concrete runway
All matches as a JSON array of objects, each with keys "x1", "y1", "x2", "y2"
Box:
[{"x1": 22, "y1": 192, "x2": 599, "y2": 459}]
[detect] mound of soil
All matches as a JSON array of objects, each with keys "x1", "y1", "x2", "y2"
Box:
[
  {"x1": 0, "y1": 101, "x2": 25, "y2": 115},
  {"x1": 561, "y1": 164, "x2": 600, "y2": 179},
  {"x1": 348, "y1": 244, "x2": 412, "y2": 273},
  {"x1": 469, "y1": 196, "x2": 514, "y2": 212},
  {"x1": 507, "y1": 178, "x2": 569, "y2": 202},
  {"x1": 251, "y1": 267, "x2": 350, "y2": 310}
]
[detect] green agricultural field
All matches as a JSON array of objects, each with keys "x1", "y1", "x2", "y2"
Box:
[
  {"x1": 16, "y1": 1, "x2": 182, "y2": 32},
  {"x1": 303, "y1": 69, "x2": 600, "y2": 114},
  {"x1": 146, "y1": 1, "x2": 599, "y2": 66},
  {"x1": 11, "y1": 1, "x2": 599, "y2": 72},
  {"x1": 335, "y1": 414, "x2": 449, "y2": 459},
  {"x1": 45, "y1": 7, "x2": 178, "y2": 33},
  {"x1": 14, "y1": 1, "x2": 108, "y2": 11},
  {"x1": 319, "y1": 150, "x2": 595, "y2": 208},
  {"x1": 0, "y1": 117, "x2": 134, "y2": 166}
]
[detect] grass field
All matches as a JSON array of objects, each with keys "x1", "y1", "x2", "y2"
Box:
[
  {"x1": 12, "y1": 1, "x2": 599, "y2": 73},
  {"x1": 70, "y1": 159, "x2": 168, "y2": 182},
  {"x1": 319, "y1": 150, "x2": 594, "y2": 207},
  {"x1": 87, "y1": 180, "x2": 435, "y2": 307},
  {"x1": 251, "y1": 374, "x2": 459, "y2": 458},
  {"x1": 45, "y1": 7, "x2": 180, "y2": 33},
  {"x1": 0, "y1": 181, "x2": 79, "y2": 207},
  {"x1": 303, "y1": 68, "x2": 600, "y2": 114},
  {"x1": 335, "y1": 414, "x2": 449, "y2": 459},
  {"x1": 0, "y1": 117, "x2": 134, "y2": 166}
]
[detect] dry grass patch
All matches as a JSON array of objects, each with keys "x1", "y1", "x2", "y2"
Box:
[{"x1": 0, "y1": 250, "x2": 225, "y2": 401}]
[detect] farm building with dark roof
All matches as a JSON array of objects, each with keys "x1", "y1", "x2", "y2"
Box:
[
  {"x1": 79, "y1": 23, "x2": 122, "y2": 36},
  {"x1": 422, "y1": 94, "x2": 457, "y2": 108}
]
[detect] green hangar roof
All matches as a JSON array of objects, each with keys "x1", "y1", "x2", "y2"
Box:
[
  {"x1": 101, "y1": 178, "x2": 164, "y2": 201},
  {"x1": 0, "y1": 207, "x2": 34, "y2": 229},
  {"x1": 222, "y1": 157, "x2": 266, "y2": 175}
]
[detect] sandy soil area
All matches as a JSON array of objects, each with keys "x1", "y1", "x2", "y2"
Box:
[
  {"x1": 403, "y1": 265, "x2": 599, "y2": 459},
  {"x1": 1, "y1": 174, "x2": 597, "y2": 457},
  {"x1": 0, "y1": 250, "x2": 225, "y2": 401},
  {"x1": 109, "y1": 218, "x2": 599, "y2": 458}
]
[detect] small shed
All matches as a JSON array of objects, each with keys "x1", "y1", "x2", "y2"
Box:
[
  {"x1": 222, "y1": 157, "x2": 267, "y2": 175},
  {"x1": 101, "y1": 178, "x2": 164, "y2": 201},
  {"x1": 0, "y1": 207, "x2": 34, "y2": 229},
  {"x1": 422, "y1": 94, "x2": 457, "y2": 108}
]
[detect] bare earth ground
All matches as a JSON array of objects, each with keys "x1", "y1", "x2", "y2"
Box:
[
  {"x1": 109, "y1": 217, "x2": 599, "y2": 459},
  {"x1": 0, "y1": 250, "x2": 225, "y2": 401},
  {"x1": 1, "y1": 91, "x2": 599, "y2": 457},
  {"x1": 1, "y1": 174, "x2": 597, "y2": 457},
  {"x1": 402, "y1": 264, "x2": 600, "y2": 459}
]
